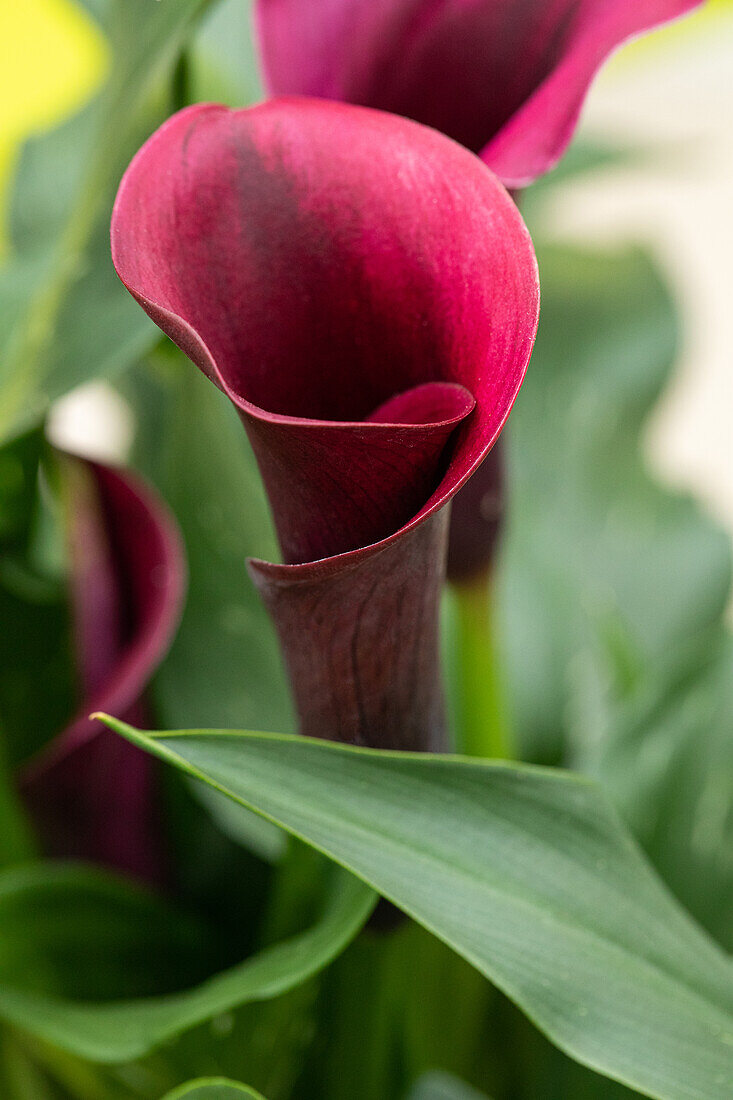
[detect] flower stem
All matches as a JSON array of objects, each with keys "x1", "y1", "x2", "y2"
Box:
[
  {"x1": 453, "y1": 574, "x2": 513, "y2": 760},
  {"x1": 171, "y1": 47, "x2": 192, "y2": 113}
]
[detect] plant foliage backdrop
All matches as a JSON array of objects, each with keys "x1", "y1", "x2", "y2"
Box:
[{"x1": 0, "y1": 2, "x2": 731, "y2": 1100}]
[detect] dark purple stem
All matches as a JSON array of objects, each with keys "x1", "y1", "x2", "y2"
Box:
[{"x1": 249, "y1": 511, "x2": 449, "y2": 752}]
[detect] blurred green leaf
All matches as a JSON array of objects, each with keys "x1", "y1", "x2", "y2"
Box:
[
  {"x1": 0, "y1": 431, "x2": 73, "y2": 793},
  {"x1": 0, "y1": 863, "x2": 211, "y2": 1001},
  {"x1": 582, "y1": 629, "x2": 733, "y2": 953},
  {"x1": 129, "y1": 360, "x2": 292, "y2": 735},
  {"x1": 407, "y1": 1072, "x2": 492, "y2": 1100},
  {"x1": 100, "y1": 718, "x2": 733, "y2": 1100},
  {"x1": 0, "y1": 0, "x2": 214, "y2": 443},
  {"x1": 0, "y1": 861, "x2": 372, "y2": 1063},
  {"x1": 0, "y1": 760, "x2": 35, "y2": 870},
  {"x1": 163, "y1": 1079, "x2": 266, "y2": 1099},
  {"x1": 299, "y1": 921, "x2": 490, "y2": 1100},
  {"x1": 0, "y1": 431, "x2": 67, "y2": 865},
  {"x1": 192, "y1": 0, "x2": 264, "y2": 106},
  {"x1": 192, "y1": 783, "x2": 286, "y2": 864},
  {"x1": 499, "y1": 245, "x2": 731, "y2": 764},
  {"x1": 520, "y1": 140, "x2": 642, "y2": 221}
]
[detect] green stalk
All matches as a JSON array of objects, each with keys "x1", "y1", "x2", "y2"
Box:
[
  {"x1": 0, "y1": 741, "x2": 36, "y2": 869},
  {"x1": 171, "y1": 48, "x2": 193, "y2": 114},
  {"x1": 452, "y1": 575, "x2": 513, "y2": 760},
  {"x1": 7, "y1": 1030, "x2": 117, "y2": 1100}
]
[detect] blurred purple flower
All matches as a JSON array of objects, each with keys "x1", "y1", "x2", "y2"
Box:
[
  {"x1": 110, "y1": 98, "x2": 538, "y2": 750},
  {"x1": 21, "y1": 454, "x2": 185, "y2": 881},
  {"x1": 255, "y1": 0, "x2": 704, "y2": 187}
]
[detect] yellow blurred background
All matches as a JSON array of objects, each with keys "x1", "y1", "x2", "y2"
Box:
[{"x1": 0, "y1": 0, "x2": 106, "y2": 252}]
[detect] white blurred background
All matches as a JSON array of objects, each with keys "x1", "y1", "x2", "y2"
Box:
[{"x1": 540, "y1": 7, "x2": 733, "y2": 548}]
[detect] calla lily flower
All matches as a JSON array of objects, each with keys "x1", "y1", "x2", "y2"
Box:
[
  {"x1": 21, "y1": 454, "x2": 185, "y2": 881},
  {"x1": 111, "y1": 98, "x2": 538, "y2": 751},
  {"x1": 255, "y1": 0, "x2": 704, "y2": 189}
]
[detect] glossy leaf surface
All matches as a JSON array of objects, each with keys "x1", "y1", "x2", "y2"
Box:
[{"x1": 100, "y1": 718, "x2": 733, "y2": 1100}]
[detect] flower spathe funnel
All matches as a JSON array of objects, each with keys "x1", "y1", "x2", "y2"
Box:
[{"x1": 112, "y1": 98, "x2": 539, "y2": 749}]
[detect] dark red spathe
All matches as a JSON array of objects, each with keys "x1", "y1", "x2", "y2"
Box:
[
  {"x1": 111, "y1": 98, "x2": 539, "y2": 748},
  {"x1": 21, "y1": 455, "x2": 185, "y2": 880}
]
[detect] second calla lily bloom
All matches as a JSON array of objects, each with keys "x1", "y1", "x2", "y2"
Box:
[
  {"x1": 21, "y1": 454, "x2": 185, "y2": 881},
  {"x1": 255, "y1": 0, "x2": 704, "y2": 189},
  {"x1": 111, "y1": 98, "x2": 538, "y2": 750}
]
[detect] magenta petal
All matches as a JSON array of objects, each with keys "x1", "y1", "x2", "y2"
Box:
[
  {"x1": 481, "y1": 0, "x2": 705, "y2": 186},
  {"x1": 255, "y1": 0, "x2": 703, "y2": 186},
  {"x1": 21, "y1": 455, "x2": 186, "y2": 882},
  {"x1": 243, "y1": 381, "x2": 474, "y2": 563}
]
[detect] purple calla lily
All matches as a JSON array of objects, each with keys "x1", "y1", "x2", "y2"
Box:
[
  {"x1": 21, "y1": 454, "x2": 186, "y2": 881},
  {"x1": 111, "y1": 99, "x2": 539, "y2": 750},
  {"x1": 255, "y1": 0, "x2": 704, "y2": 188}
]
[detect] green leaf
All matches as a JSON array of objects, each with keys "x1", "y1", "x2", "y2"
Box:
[
  {"x1": 584, "y1": 629, "x2": 733, "y2": 953},
  {"x1": 407, "y1": 1071, "x2": 492, "y2": 1100},
  {"x1": 0, "y1": 0, "x2": 214, "y2": 442},
  {"x1": 0, "y1": 431, "x2": 70, "y2": 864},
  {"x1": 0, "y1": 758, "x2": 35, "y2": 869},
  {"x1": 192, "y1": 783, "x2": 287, "y2": 864},
  {"x1": 0, "y1": 863, "x2": 211, "y2": 1000},
  {"x1": 192, "y1": 0, "x2": 264, "y2": 106},
  {"x1": 162, "y1": 1079, "x2": 266, "y2": 1099},
  {"x1": 130, "y1": 360, "x2": 292, "y2": 735},
  {"x1": 99, "y1": 718, "x2": 733, "y2": 1100},
  {"x1": 0, "y1": 434, "x2": 75, "y2": 770},
  {"x1": 499, "y1": 245, "x2": 731, "y2": 763},
  {"x1": 0, "y1": 861, "x2": 372, "y2": 1063}
]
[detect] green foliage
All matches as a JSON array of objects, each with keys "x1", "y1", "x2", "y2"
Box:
[
  {"x1": 128, "y1": 359, "x2": 292, "y2": 737},
  {"x1": 1, "y1": 0, "x2": 732, "y2": 1094},
  {"x1": 162, "y1": 1079, "x2": 266, "y2": 1099},
  {"x1": 126, "y1": 359, "x2": 293, "y2": 862},
  {"x1": 0, "y1": 861, "x2": 372, "y2": 1063},
  {"x1": 407, "y1": 1072, "x2": 492, "y2": 1100},
  {"x1": 0, "y1": 429, "x2": 72, "y2": 774},
  {"x1": 0, "y1": 0, "x2": 214, "y2": 443},
  {"x1": 583, "y1": 629, "x2": 733, "y2": 951},
  {"x1": 98, "y1": 718, "x2": 733, "y2": 1100},
  {"x1": 0, "y1": 863, "x2": 211, "y2": 1000},
  {"x1": 499, "y1": 245, "x2": 731, "y2": 764}
]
